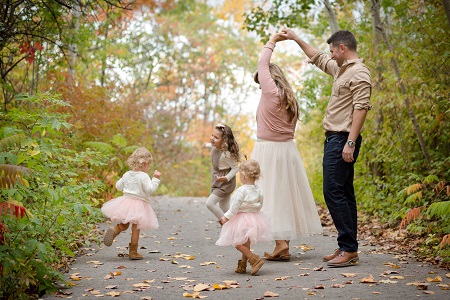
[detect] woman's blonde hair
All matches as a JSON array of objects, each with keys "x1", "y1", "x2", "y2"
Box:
[
  {"x1": 127, "y1": 147, "x2": 153, "y2": 170},
  {"x1": 255, "y1": 64, "x2": 299, "y2": 122},
  {"x1": 239, "y1": 159, "x2": 261, "y2": 181}
]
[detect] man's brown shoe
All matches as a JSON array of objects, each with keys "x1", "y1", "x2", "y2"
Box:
[
  {"x1": 327, "y1": 251, "x2": 359, "y2": 267},
  {"x1": 323, "y1": 248, "x2": 340, "y2": 262}
]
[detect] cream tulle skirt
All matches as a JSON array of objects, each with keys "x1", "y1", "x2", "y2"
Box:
[
  {"x1": 216, "y1": 212, "x2": 272, "y2": 246},
  {"x1": 101, "y1": 195, "x2": 159, "y2": 230},
  {"x1": 251, "y1": 140, "x2": 323, "y2": 240}
]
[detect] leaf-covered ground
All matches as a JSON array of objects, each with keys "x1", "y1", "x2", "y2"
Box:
[{"x1": 43, "y1": 197, "x2": 450, "y2": 299}]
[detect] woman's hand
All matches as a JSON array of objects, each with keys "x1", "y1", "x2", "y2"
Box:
[
  {"x1": 269, "y1": 32, "x2": 286, "y2": 44},
  {"x1": 215, "y1": 176, "x2": 228, "y2": 183}
]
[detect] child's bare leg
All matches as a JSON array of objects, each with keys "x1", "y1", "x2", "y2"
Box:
[
  {"x1": 118, "y1": 223, "x2": 130, "y2": 231},
  {"x1": 236, "y1": 240, "x2": 252, "y2": 261}
]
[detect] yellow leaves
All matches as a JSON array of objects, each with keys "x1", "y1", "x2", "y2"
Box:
[
  {"x1": 211, "y1": 283, "x2": 228, "y2": 290},
  {"x1": 384, "y1": 262, "x2": 401, "y2": 269},
  {"x1": 110, "y1": 271, "x2": 122, "y2": 277},
  {"x1": 426, "y1": 275, "x2": 442, "y2": 282},
  {"x1": 182, "y1": 291, "x2": 207, "y2": 298}
]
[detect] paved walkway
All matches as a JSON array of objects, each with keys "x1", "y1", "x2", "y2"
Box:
[{"x1": 42, "y1": 197, "x2": 449, "y2": 300}]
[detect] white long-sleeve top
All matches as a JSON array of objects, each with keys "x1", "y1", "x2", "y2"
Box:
[
  {"x1": 217, "y1": 151, "x2": 239, "y2": 182},
  {"x1": 224, "y1": 184, "x2": 264, "y2": 220},
  {"x1": 116, "y1": 171, "x2": 160, "y2": 203}
]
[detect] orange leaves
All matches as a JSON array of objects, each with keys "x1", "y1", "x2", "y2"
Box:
[
  {"x1": 440, "y1": 234, "x2": 450, "y2": 248},
  {"x1": 399, "y1": 206, "x2": 424, "y2": 230}
]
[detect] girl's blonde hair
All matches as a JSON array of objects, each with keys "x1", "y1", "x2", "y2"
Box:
[
  {"x1": 215, "y1": 123, "x2": 241, "y2": 162},
  {"x1": 254, "y1": 64, "x2": 299, "y2": 122},
  {"x1": 239, "y1": 159, "x2": 261, "y2": 181},
  {"x1": 127, "y1": 147, "x2": 153, "y2": 171}
]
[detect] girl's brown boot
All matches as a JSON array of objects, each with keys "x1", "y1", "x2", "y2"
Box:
[
  {"x1": 248, "y1": 254, "x2": 264, "y2": 275},
  {"x1": 129, "y1": 243, "x2": 143, "y2": 260},
  {"x1": 103, "y1": 225, "x2": 121, "y2": 246},
  {"x1": 235, "y1": 260, "x2": 247, "y2": 274}
]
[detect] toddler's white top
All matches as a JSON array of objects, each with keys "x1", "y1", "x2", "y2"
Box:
[
  {"x1": 224, "y1": 184, "x2": 263, "y2": 219},
  {"x1": 116, "y1": 171, "x2": 160, "y2": 201}
]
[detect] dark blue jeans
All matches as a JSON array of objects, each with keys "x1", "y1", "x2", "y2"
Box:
[{"x1": 323, "y1": 133, "x2": 362, "y2": 252}]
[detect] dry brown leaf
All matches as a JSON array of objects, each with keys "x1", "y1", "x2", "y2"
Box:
[
  {"x1": 426, "y1": 275, "x2": 442, "y2": 282},
  {"x1": 313, "y1": 284, "x2": 325, "y2": 289},
  {"x1": 437, "y1": 284, "x2": 450, "y2": 290},
  {"x1": 274, "y1": 276, "x2": 291, "y2": 281},
  {"x1": 360, "y1": 275, "x2": 376, "y2": 283},
  {"x1": 330, "y1": 284, "x2": 345, "y2": 288},
  {"x1": 383, "y1": 262, "x2": 400, "y2": 269},
  {"x1": 105, "y1": 285, "x2": 117, "y2": 289},
  {"x1": 140, "y1": 297, "x2": 153, "y2": 300},
  {"x1": 200, "y1": 262, "x2": 216, "y2": 266},
  {"x1": 379, "y1": 279, "x2": 398, "y2": 284},
  {"x1": 390, "y1": 276, "x2": 404, "y2": 280},
  {"x1": 133, "y1": 283, "x2": 151, "y2": 288},
  {"x1": 422, "y1": 291, "x2": 435, "y2": 294},
  {"x1": 212, "y1": 283, "x2": 227, "y2": 290},
  {"x1": 263, "y1": 291, "x2": 279, "y2": 297},
  {"x1": 90, "y1": 290, "x2": 102, "y2": 295},
  {"x1": 372, "y1": 292, "x2": 381, "y2": 294},
  {"x1": 313, "y1": 266, "x2": 324, "y2": 271},
  {"x1": 172, "y1": 260, "x2": 179, "y2": 264},
  {"x1": 341, "y1": 273, "x2": 357, "y2": 278},
  {"x1": 446, "y1": 273, "x2": 450, "y2": 278},
  {"x1": 193, "y1": 284, "x2": 210, "y2": 292},
  {"x1": 299, "y1": 273, "x2": 310, "y2": 276},
  {"x1": 116, "y1": 266, "x2": 126, "y2": 269},
  {"x1": 106, "y1": 291, "x2": 120, "y2": 297},
  {"x1": 110, "y1": 271, "x2": 122, "y2": 276}
]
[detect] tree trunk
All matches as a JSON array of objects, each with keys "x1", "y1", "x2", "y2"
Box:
[
  {"x1": 443, "y1": 0, "x2": 450, "y2": 28},
  {"x1": 323, "y1": 0, "x2": 339, "y2": 34},
  {"x1": 68, "y1": 3, "x2": 81, "y2": 86},
  {"x1": 371, "y1": 0, "x2": 432, "y2": 165}
]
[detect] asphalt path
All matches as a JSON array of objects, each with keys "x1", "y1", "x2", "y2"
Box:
[{"x1": 42, "y1": 196, "x2": 450, "y2": 300}]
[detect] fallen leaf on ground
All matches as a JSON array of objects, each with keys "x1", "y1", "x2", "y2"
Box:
[
  {"x1": 313, "y1": 284, "x2": 325, "y2": 289},
  {"x1": 140, "y1": 297, "x2": 153, "y2": 300},
  {"x1": 330, "y1": 284, "x2": 345, "y2": 288},
  {"x1": 390, "y1": 276, "x2": 404, "y2": 280},
  {"x1": 110, "y1": 271, "x2": 122, "y2": 277},
  {"x1": 193, "y1": 283, "x2": 210, "y2": 292},
  {"x1": 341, "y1": 273, "x2": 357, "y2": 278},
  {"x1": 384, "y1": 262, "x2": 400, "y2": 269},
  {"x1": 313, "y1": 266, "x2": 324, "y2": 271},
  {"x1": 133, "y1": 283, "x2": 151, "y2": 288},
  {"x1": 263, "y1": 291, "x2": 279, "y2": 297},
  {"x1": 200, "y1": 262, "x2": 216, "y2": 266},
  {"x1": 106, "y1": 291, "x2": 120, "y2": 297},
  {"x1": 437, "y1": 284, "x2": 449, "y2": 290},
  {"x1": 212, "y1": 283, "x2": 227, "y2": 290},
  {"x1": 105, "y1": 285, "x2": 117, "y2": 289},
  {"x1": 379, "y1": 279, "x2": 398, "y2": 284},
  {"x1": 446, "y1": 273, "x2": 450, "y2": 278},
  {"x1": 422, "y1": 291, "x2": 435, "y2": 294},
  {"x1": 275, "y1": 276, "x2": 290, "y2": 281},
  {"x1": 426, "y1": 275, "x2": 442, "y2": 282},
  {"x1": 86, "y1": 261, "x2": 103, "y2": 265},
  {"x1": 360, "y1": 275, "x2": 376, "y2": 283},
  {"x1": 298, "y1": 273, "x2": 310, "y2": 276}
]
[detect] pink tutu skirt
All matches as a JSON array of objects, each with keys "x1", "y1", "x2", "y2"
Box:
[
  {"x1": 101, "y1": 195, "x2": 159, "y2": 230},
  {"x1": 216, "y1": 212, "x2": 272, "y2": 247}
]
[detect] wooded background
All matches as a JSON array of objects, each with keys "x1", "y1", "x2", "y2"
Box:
[{"x1": 0, "y1": 0, "x2": 449, "y2": 297}]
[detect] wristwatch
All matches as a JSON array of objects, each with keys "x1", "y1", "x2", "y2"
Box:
[{"x1": 347, "y1": 140, "x2": 355, "y2": 148}]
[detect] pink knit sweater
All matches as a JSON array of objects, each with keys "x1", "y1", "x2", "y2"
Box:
[{"x1": 256, "y1": 42, "x2": 296, "y2": 141}]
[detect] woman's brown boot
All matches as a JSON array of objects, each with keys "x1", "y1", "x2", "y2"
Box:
[
  {"x1": 248, "y1": 254, "x2": 264, "y2": 275},
  {"x1": 129, "y1": 243, "x2": 143, "y2": 260},
  {"x1": 103, "y1": 225, "x2": 121, "y2": 246},
  {"x1": 235, "y1": 260, "x2": 247, "y2": 274}
]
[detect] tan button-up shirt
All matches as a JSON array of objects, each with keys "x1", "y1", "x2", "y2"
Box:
[{"x1": 309, "y1": 52, "x2": 372, "y2": 132}]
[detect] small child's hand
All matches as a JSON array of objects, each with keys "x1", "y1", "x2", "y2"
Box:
[
  {"x1": 153, "y1": 170, "x2": 161, "y2": 179},
  {"x1": 215, "y1": 176, "x2": 228, "y2": 183},
  {"x1": 219, "y1": 217, "x2": 229, "y2": 225}
]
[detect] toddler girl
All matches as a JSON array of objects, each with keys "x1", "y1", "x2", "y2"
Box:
[
  {"x1": 216, "y1": 159, "x2": 271, "y2": 275},
  {"x1": 101, "y1": 147, "x2": 161, "y2": 260},
  {"x1": 206, "y1": 123, "x2": 240, "y2": 224}
]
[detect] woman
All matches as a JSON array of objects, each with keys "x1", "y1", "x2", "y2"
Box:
[{"x1": 252, "y1": 33, "x2": 322, "y2": 261}]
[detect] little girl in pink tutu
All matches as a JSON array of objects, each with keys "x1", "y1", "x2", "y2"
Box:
[
  {"x1": 101, "y1": 147, "x2": 161, "y2": 260},
  {"x1": 216, "y1": 159, "x2": 272, "y2": 275}
]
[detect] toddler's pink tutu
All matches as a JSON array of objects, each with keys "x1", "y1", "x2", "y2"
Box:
[
  {"x1": 101, "y1": 195, "x2": 159, "y2": 230},
  {"x1": 216, "y1": 212, "x2": 272, "y2": 246}
]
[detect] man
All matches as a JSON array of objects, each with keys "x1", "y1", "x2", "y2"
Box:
[{"x1": 280, "y1": 29, "x2": 372, "y2": 267}]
